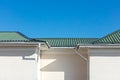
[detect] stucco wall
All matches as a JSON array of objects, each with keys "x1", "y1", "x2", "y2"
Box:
[
  {"x1": 40, "y1": 48, "x2": 87, "y2": 80},
  {"x1": 0, "y1": 47, "x2": 37, "y2": 80},
  {"x1": 89, "y1": 48, "x2": 120, "y2": 80}
]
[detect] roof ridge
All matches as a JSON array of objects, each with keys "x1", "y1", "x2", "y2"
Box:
[{"x1": 16, "y1": 32, "x2": 31, "y2": 41}]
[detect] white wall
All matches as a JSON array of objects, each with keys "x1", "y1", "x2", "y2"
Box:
[
  {"x1": 40, "y1": 48, "x2": 87, "y2": 80},
  {"x1": 89, "y1": 49, "x2": 120, "y2": 80},
  {"x1": 0, "y1": 47, "x2": 37, "y2": 80}
]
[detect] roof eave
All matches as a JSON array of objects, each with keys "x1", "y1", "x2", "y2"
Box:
[{"x1": 0, "y1": 42, "x2": 49, "y2": 50}]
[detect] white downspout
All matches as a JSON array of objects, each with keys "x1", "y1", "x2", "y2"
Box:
[
  {"x1": 74, "y1": 50, "x2": 88, "y2": 61},
  {"x1": 36, "y1": 43, "x2": 41, "y2": 80},
  {"x1": 74, "y1": 49, "x2": 89, "y2": 80}
]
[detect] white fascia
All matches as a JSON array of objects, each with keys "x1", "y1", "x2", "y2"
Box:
[
  {"x1": 0, "y1": 42, "x2": 48, "y2": 47},
  {"x1": 51, "y1": 44, "x2": 120, "y2": 49},
  {"x1": 77, "y1": 44, "x2": 120, "y2": 48},
  {"x1": 0, "y1": 42, "x2": 39, "y2": 46},
  {"x1": 78, "y1": 45, "x2": 120, "y2": 48},
  {"x1": 50, "y1": 47, "x2": 74, "y2": 48}
]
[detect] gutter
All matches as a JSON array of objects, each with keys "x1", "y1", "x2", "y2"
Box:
[
  {"x1": 76, "y1": 45, "x2": 120, "y2": 48},
  {"x1": 51, "y1": 44, "x2": 120, "y2": 49},
  {"x1": 74, "y1": 49, "x2": 88, "y2": 61},
  {"x1": 31, "y1": 38, "x2": 50, "y2": 48},
  {"x1": 0, "y1": 42, "x2": 50, "y2": 49},
  {"x1": 0, "y1": 42, "x2": 39, "y2": 47},
  {"x1": 78, "y1": 44, "x2": 120, "y2": 48}
]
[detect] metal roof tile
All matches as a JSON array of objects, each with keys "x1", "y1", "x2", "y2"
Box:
[
  {"x1": 0, "y1": 32, "x2": 30, "y2": 42},
  {"x1": 34, "y1": 38, "x2": 98, "y2": 47},
  {"x1": 93, "y1": 30, "x2": 120, "y2": 44}
]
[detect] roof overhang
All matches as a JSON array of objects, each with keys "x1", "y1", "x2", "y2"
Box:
[
  {"x1": 50, "y1": 44, "x2": 120, "y2": 49},
  {"x1": 0, "y1": 42, "x2": 49, "y2": 50},
  {"x1": 75, "y1": 44, "x2": 120, "y2": 49}
]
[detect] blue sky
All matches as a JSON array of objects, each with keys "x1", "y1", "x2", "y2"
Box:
[{"x1": 0, "y1": 0, "x2": 120, "y2": 38}]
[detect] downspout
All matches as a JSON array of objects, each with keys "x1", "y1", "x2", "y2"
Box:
[
  {"x1": 74, "y1": 50, "x2": 88, "y2": 61},
  {"x1": 45, "y1": 42, "x2": 51, "y2": 48},
  {"x1": 36, "y1": 43, "x2": 41, "y2": 80},
  {"x1": 74, "y1": 45, "x2": 89, "y2": 80}
]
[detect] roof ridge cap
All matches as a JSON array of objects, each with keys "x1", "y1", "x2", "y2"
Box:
[{"x1": 16, "y1": 32, "x2": 31, "y2": 41}]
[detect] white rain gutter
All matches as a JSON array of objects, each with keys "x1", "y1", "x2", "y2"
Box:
[
  {"x1": 51, "y1": 45, "x2": 120, "y2": 49},
  {"x1": 77, "y1": 46, "x2": 120, "y2": 48},
  {"x1": 74, "y1": 49, "x2": 88, "y2": 61},
  {"x1": 0, "y1": 42, "x2": 50, "y2": 48},
  {"x1": 0, "y1": 42, "x2": 39, "y2": 46},
  {"x1": 36, "y1": 43, "x2": 41, "y2": 80}
]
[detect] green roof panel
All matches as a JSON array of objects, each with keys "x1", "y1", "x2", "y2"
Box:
[
  {"x1": 34, "y1": 38, "x2": 98, "y2": 47},
  {"x1": 0, "y1": 29, "x2": 120, "y2": 46},
  {"x1": 93, "y1": 30, "x2": 120, "y2": 44},
  {"x1": 0, "y1": 32, "x2": 30, "y2": 42}
]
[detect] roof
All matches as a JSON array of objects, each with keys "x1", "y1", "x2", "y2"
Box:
[
  {"x1": 93, "y1": 30, "x2": 120, "y2": 44},
  {"x1": 34, "y1": 38, "x2": 98, "y2": 47},
  {"x1": 0, "y1": 32, "x2": 30, "y2": 42},
  {"x1": 34, "y1": 29, "x2": 120, "y2": 47},
  {"x1": 0, "y1": 30, "x2": 120, "y2": 47}
]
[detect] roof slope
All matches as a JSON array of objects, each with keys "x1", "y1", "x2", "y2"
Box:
[
  {"x1": 35, "y1": 38, "x2": 98, "y2": 47},
  {"x1": 93, "y1": 30, "x2": 120, "y2": 44},
  {"x1": 0, "y1": 32, "x2": 30, "y2": 42},
  {"x1": 0, "y1": 29, "x2": 120, "y2": 46}
]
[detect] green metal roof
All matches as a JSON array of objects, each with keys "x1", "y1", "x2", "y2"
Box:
[
  {"x1": 0, "y1": 32, "x2": 30, "y2": 42},
  {"x1": 0, "y1": 30, "x2": 120, "y2": 46},
  {"x1": 34, "y1": 29, "x2": 120, "y2": 47},
  {"x1": 93, "y1": 30, "x2": 120, "y2": 44},
  {"x1": 35, "y1": 38, "x2": 98, "y2": 47}
]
